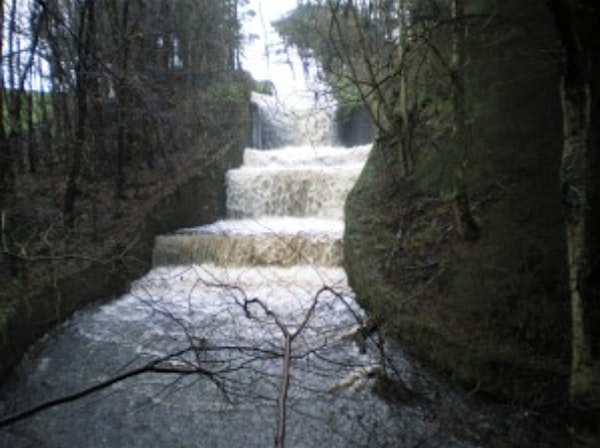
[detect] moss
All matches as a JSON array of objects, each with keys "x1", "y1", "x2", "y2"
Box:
[
  {"x1": 344, "y1": 130, "x2": 569, "y2": 413},
  {"x1": 344, "y1": 136, "x2": 402, "y2": 313},
  {"x1": 2, "y1": 90, "x2": 53, "y2": 134},
  {"x1": 253, "y1": 80, "x2": 276, "y2": 96}
]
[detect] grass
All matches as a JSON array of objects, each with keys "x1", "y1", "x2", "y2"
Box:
[{"x1": 2, "y1": 89, "x2": 53, "y2": 134}]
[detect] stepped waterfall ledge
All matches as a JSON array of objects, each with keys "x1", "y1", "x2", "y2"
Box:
[
  {"x1": 0, "y1": 92, "x2": 492, "y2": 448},
  {"x1": 153, "y1": 91, "x2": 368, "y2": 268},
  {"x1": 153, "y1": 145, "x2": 369, "y2": 267}
]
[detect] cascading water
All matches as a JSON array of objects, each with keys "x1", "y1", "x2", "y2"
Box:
[
  {"x1": 249, "y1": 91, "x2": 336, "y2": 149},
  {"x1": 0, "y1": 92, "x2": 484, "y2": 448}
]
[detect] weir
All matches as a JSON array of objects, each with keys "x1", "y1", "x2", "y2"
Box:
[
  {"x1": 153, "y1": 92, "x2": 368, "y2": 268},
  {"x1": 0, "y1": 92, "x2": 481, "y2": 448},
  {"x1": 153, "y1": 144, "x2": 368, "y2": 266}
]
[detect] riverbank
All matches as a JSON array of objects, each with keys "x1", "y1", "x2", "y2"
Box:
[
  {"x1": 344, "y1": 135, "x2": 570, "y2": 433},
  {"x1": 0, "y1": 141, "x2": 244, "y2": 381}
]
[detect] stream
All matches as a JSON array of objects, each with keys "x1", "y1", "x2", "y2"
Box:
[{"x1": 0, "y1": 93, "x2": 503, "y2": 448}]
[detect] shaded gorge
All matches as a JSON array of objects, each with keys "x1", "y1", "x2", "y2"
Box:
[{"x1": 1, "y1": 91, "x2": 514, "y2": 448}]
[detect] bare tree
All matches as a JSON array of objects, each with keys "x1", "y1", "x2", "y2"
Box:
[
  {"x1": 449, "y1": 0, "x2": 478, "y2": 241},
  {"x1": 63, "y1": 0, "x2": 95, "y2": 226},
  {"x1": 0, "y1": 279, "x2": 387, "y2": 448}
]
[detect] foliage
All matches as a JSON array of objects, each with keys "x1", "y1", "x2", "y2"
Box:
[
  {"x1": 253, "y1": 79, "x2": 276, "y2": 96},
  {"x1": 1, "y1": 90, "x2": 52, "y2": 134},
  {"x1": 274, "y1": 2, "x2": 393, "y2": 128}
]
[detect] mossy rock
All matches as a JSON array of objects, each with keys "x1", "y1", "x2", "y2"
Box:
[{"x1": 344, "y1": 133, "x2": 569, "y2": 412}]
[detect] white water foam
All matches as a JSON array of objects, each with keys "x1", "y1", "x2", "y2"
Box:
[{"x1": 243, "y1": 144, "x2": 371, "y2": 167}]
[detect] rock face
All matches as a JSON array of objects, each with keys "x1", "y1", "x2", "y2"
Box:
[
  {"x1": 343, "y1": 3, "x2": 571, "y2": 408},
  {"x1": 336, "y1": 105, "x2": 373, "y2": 147},
  {"x1": 344, "y1": 130, "x2": 570, "y2": 411},
  {"x1": 344, "y1": 136, "x2": 406, "y2": 320}
]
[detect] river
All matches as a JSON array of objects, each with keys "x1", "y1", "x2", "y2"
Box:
[{"x1": 0, "y1": 92, "x2": 502, "y2": 448}]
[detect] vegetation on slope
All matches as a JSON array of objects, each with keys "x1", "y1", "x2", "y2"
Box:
[
  {"x1": 277, "y1": 2, "x2": 600, "y2": 441},
  {"x1": 0, "y1": 0, "x2": 253, "y2": 378}
]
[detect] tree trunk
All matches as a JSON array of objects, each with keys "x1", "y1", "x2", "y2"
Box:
[
  {"x1": 115, "y1": 0, "x2": 131, "y2": 203},
  {"x1": 397, "y1": 0, "x2": 413, "y2": 174},
  {"x1": 451, "y1": 0, "x2": 479, "y2": 241},
  {"x1": 550, "y1": 1, "x2": 600, "y2": 446},
  {"x1": 64, "y1": 0, "x2": 95, "y2": 226},
  {"x1": 0, "y1": 0, "x2": 16, "y2": 221}
]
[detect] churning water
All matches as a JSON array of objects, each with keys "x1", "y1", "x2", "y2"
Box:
[{"x1": 0, "y1": 92, "x2": 483, "y2": 448}]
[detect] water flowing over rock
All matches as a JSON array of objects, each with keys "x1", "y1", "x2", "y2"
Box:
[
  {"x1": 250, "y1": 91, "x2": 336, "y2": 149},
  {"x1": 0, "y1": 91, "x2": 490, "y2": 448},
  {"x1": 250, "y1": 92, "x2": 295, "y2": 149}
]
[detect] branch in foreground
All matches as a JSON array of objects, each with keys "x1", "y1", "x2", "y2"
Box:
[{"x1": 0, "y1": 349, "x2": 214, "y2": 429}]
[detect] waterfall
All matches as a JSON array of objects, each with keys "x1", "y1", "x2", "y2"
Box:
[
  {"x1": 154, "y1": 91, "x2": 369, "y2": 268},
  {"x1": 249, "y1": 91, "x2": 336, "y2": 149},
  {"x1": 153, "y1": 144, "x2": 369, "y2": 267},
  {"x1": 0, "y1": 91, "x2": 484, "y2": 448}
]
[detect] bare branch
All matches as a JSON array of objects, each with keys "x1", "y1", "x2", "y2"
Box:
[{"x1": 0, "y1": 346, "x2": 215, "y2": 429}]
